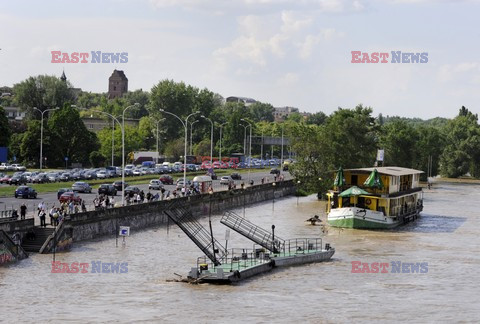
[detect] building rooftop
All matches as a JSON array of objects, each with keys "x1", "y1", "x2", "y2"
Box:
[{"x1": 346, "y1": 167, "x2": 424, "y2": 177}]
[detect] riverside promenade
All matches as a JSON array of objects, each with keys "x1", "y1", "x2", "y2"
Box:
[{"x1": 1, "y1": 178, "x2": 296, "y2": 258}]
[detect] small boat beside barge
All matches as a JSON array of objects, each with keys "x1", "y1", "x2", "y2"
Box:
[{"x1": 327, "y1": 167, "x2": 424, "y2": 229}]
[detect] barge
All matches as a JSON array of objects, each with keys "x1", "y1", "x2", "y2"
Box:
[{"x1": 327, "y1": 167, "x2": 424, "y2": 229}]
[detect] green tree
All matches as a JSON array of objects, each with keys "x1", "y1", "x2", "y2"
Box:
[
  {"x1": 439, "y1": 107, "x2": 480, "y2": 178},
  {"x1": 289, "y1": 123, "x2": 333, "y2": 194},
  {"x1": 89, "y1": 151, "x2": 106, "y2": 167},
  {"x1": 379, "y1": 119, "x2": 419, "y2": 167},
  {"x1": 0, "y1": 106, "x2": 10, "y2": 147},
  {"x1": 248, "y1": 102, "x2": 274, "y2": 122},
  {"x1": 306, "y1": 112, "x2": 328, "y2": 126},
  {"x1": 323, "y1": 105, "x2": 378, "y2": 168},
  {"x1": 164, "y1": 138, "x2": 185, "y2": 161},
  {"x1": 13, "y1": 75, "x2": 74, "y2": 114},
  {"x1": 19, "y1": 120, "x2": 41, "y2": 166},
  {"x1": 45, "y1": 105, "x2": 100, "y2": 167}
]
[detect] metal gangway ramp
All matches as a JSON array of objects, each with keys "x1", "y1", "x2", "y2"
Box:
[
  {"x1": 220, "y1": 211, "x2": 285, "y2": 253},
  {"x1": 164, "y1": 203, "x2": 226, "y2": 266}
]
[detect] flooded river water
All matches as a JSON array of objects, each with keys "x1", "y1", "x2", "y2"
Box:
[{"x1": 1, "y1": 182, "x2": 479, "y2": 323}]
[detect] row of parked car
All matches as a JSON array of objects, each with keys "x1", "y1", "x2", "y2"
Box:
[{"x1": 0, "y1": 163, "x2": 26, "y2": 171}]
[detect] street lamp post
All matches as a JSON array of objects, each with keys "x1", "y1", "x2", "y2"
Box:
[
  {"x1": 87, "y1": 109, "x2": 123, "y2": 200},
  {"x1": 260, "y1": 129, "x2": 264, "y2": 164},
  {"x1": 241, "y1": 119, "x2": 252, "y2": 182},
  {"x1": 297, "y1": 180, "x2": 301, "y2": 206},
  {"x1": 156, "y1": 118, "x2": 166, "y2": 164},
  {"x1": 201, "y1": 116, "x2": 213, "y2": 164},
  {"x1": 33, "y1": 107, "x2": 59, "y2": 169},
  {"x1": 272, "y1": 182, "x2": 276, "y2": 211},
  {"x1": 122, "y1": 103, "x2": 140, "y2": 205},
  {"x1": 160, "y1": 109, "x2": 200, "y2": 194},
  {"x1": 189, "y1": 120, "x2": 199, "y2": 156},
  {"x1": 219, "y1": 122, "x2": 228, "y2": 162},
  {"x1": 280, "y1": 124, "x2": 284, "y2": 170},
  {"x1": 240, "y1": 124, "x2": 248, "y2": 155}
]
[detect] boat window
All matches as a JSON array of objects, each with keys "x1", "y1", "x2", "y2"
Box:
[{"x1": 351, "y1": 175, "x2": 358, "y2": 186}]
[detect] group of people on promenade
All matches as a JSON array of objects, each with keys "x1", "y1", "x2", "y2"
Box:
[{"x1": 37, "y1": 200, "x2": 85, "y2": 227}]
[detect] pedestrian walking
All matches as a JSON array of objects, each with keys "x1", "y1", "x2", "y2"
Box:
[
  {"x1": 20, "y1": 203, "x2": 27, "y2": 220},
  {"x1": 39, "y1": 209, "x2": 47, "y2": 227},
  {"x1": 49, "y1": 206, "x2": 55, "y2": 225}
]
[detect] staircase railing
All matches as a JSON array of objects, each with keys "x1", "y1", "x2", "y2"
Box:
[
  {"x1": 0, "y1": 229, "x2": 28, "y2": 262},
  {"x1": 220, "y1": 211, "x2": 285, "y2": 253},
  {"x1": 164, "y1": 200, "x2": 226, "y2": 266},
  {"x1": 39, "y1": 218, "x2": 67, "y2": 254}
]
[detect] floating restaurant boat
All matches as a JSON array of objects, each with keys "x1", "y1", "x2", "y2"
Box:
[
  {"x1": 164, "y1": 204, "x2": 334, "y2": 284},
  {"x1": 326, "y1": 167, "x2": 424, "y2": 229}
]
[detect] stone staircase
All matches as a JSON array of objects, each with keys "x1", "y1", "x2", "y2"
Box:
[{"x1": 22, "y1": 227, "x2": 54, "y2": 253}]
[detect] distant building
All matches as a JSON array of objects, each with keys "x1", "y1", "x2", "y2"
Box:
[
  {"x1": 60, "y1": 70, "x2": 82, "y2": 99},
  {"x1": 274, "y1": 106, "x2": 299, "y2": 121},
  {"x1": 81, "y1": 117, "x2": 139, "y2": 132},
  {"x1": 108, "y1": 70, "x2": 128, "y2": 99},
  {"x1": 225, "y1": 96, "x2": 257, "y2": 106},
  {"x1": 3, "y1": 106, "x2": 25, "y2": 121}
]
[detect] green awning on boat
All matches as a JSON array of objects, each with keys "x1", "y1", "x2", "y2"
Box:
[
  {"x1": 334, "y1": 167, "x2": 345, "y2": 187},
  {"x1": 338, "y1": 186, "x2": 370, "y2": 197},
  {"x1": 363, "y1": 168, "x2": 384, "y2": 189}
]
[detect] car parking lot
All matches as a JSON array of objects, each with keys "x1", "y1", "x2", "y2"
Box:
[{"x1": 0, "y1": 169, "x2": 291, "y2": 221}]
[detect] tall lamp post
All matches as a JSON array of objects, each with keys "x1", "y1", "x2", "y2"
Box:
[
  {"x1": 241, "y1": 119, "x2": 252, "y2": 182},
  {"x1": 280, "y1": 124, "x2": 284, "y2": 170},
  {"x1": 189, "y1": 120, "x2": 199, "y2": 156},
  {"x1": 32, "y1": 107, "x2": 59, "y2": 169},
  {"x1": 156, "y1": 118, "x2": 166, "y2": 164},
  {"x1": 201, "y1": 115, "x2": 214, "y2": 164},
  {"x1": 160, "y1": 109, "x2": 200, "y2": 194},
  {"x1": 240, "y1": 124, "x2": 248, "y2": 155},
  {"x1": 219, "y1": 122, "x2": 228, "y2": 162},
  {"x1": 122, "y1": 103, "x2": 140, "y2": 205}
]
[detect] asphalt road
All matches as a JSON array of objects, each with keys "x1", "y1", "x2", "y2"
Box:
[{"x1": 0, "y1": 170, "x2": 291, "y2": 219}]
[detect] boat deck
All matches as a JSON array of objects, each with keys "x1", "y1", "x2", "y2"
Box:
[{"x1": 188, "y1": 238, "x2": 334, "y2": 283}]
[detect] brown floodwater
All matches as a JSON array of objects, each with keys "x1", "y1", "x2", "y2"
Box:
[{"x1": 0, "y1": 182, "x2": 479, "y2": 323}]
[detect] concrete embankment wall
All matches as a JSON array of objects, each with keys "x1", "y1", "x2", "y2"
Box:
[
  {"x1": 0, "y1": 219, "x2": 34, "y2": 242},
  {"x1": 68, "y1": 180, "x2": 295, "y2": 243}
]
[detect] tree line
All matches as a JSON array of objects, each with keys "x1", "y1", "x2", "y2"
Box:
[{"x1": 1, "y1": 75, "x2": 479, "y2": 189}]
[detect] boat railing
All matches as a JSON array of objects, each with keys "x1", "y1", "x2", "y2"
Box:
[
  {"x1": 282, "y1": 238, "x2": 324, "y2": 255},
  {"x1": 194, "y1": 238, "x2": 329, "y2": 272},
  {"x1": 195, "y1": 248, "x2": 272, "y2": 272}
]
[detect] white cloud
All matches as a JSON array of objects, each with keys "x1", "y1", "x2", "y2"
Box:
[
  {"x1": 437, "y1": 62, "x2": 480, "y2": 83},
  {"x1": 149, "y1": 0, "x2": 367, "y2": 13},
  {"x1": 298, "y1": 28, "x2": 345, "y2": 59},
  {"x1": 277, "y1": 72, "x2": 300, "y2": 86},
  {"x1": 214, "y1": 11, "x2": 344, "y2": 68}
]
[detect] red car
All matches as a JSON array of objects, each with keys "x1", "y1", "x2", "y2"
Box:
[
  {"x1": 59, "y1": 192, "x2": 82, "y2": 203},
  {"x1": 200, "y1": 161, "x2": 212, "y2": 170},
  {"x1": 0, "y1": 174, "x2": 12, "y2": 184},
  {"x1": 159, "y1": 175, "x2": 174, "y2": 185}
]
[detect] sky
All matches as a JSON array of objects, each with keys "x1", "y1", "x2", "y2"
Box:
[{"x1": 1, "y1": 0, "x2": 479, "y2": 119}]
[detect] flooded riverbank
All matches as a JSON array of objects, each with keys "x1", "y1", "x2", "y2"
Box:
[{"x1": 1, "y1": 182, "x2": 479, "y2": 323}]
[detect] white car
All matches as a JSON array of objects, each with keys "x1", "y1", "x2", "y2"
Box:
[
  {"x1": 11, "y1": 164, "x2": 27, "y2": 171},
  {"x1": 148, "y1": 180, "x2": 163, "y2": 190},
  {"x1": 220, "y1": 176, "x2": 234, "y2": 185},
  {"x1": 96, "y1": 170, "x2": 108, "y2": 179},
  {"x1": 132, "y1": 168, "x2": 142, "y2": 176},
  {"x1": 0, "y1": 163, "x2": 14, "y2": 171}
]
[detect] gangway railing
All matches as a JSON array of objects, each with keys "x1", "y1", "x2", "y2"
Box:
[
  {"x1": 220, "y1": 211, "x2": 285, "y2": 253},
  {"x1": 164, "y1": 201, "x2": 226, "y2": 266}
]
